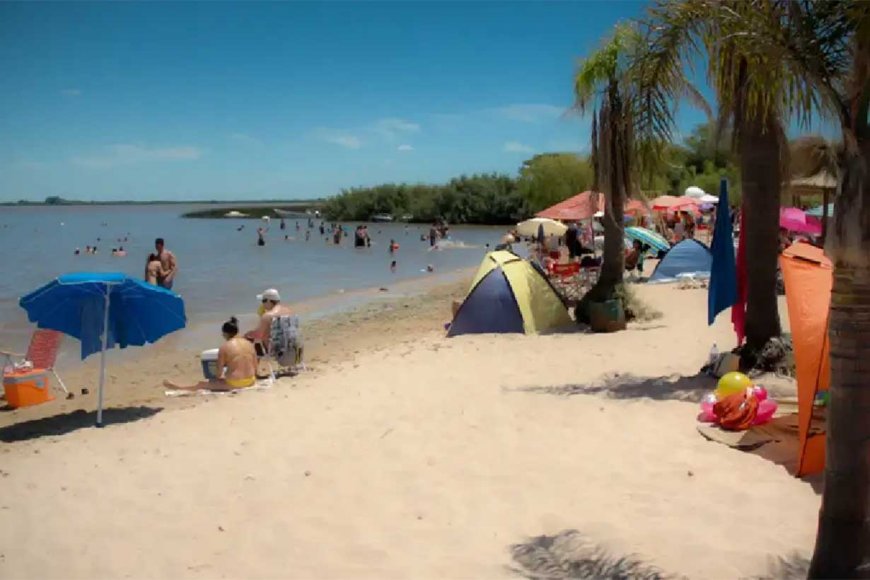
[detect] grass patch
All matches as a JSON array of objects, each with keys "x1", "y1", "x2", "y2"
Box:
[{"x1": 616, "y1": 283, "x2": 662, "y2": 323}]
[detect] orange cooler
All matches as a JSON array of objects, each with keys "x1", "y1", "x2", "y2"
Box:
[{"x1": 3, "y1": 369, "x2": 53, "y2": 408}]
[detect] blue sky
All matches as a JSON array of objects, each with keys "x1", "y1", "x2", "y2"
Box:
[{"x1": 0, "y1": 1, "x2": 711, "y2": 202}]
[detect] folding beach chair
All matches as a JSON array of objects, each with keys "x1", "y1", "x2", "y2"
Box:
[
  {"x1": 1, "y1": 329, "x2": 70, "y2": 397},
  {"x1": 256, "y1": 315, "x2": 305, "y2": 383}
]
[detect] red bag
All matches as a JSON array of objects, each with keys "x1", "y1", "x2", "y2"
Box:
[{"x1": 713, "y1": 391, "x2": 759, "y2": 431}]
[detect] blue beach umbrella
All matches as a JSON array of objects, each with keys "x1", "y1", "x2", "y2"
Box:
[
  {"x1": 624, "y1": 226, "x2": 670, "y2": 254},
  {"x1": 707, "y1": 179, "x2": 737, "y2": 325},
  {"x1": 20, "y1": 272, "x2": 186, "y2": 425}
]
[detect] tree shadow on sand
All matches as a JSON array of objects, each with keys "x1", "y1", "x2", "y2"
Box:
[
  {"x1": 508, "y1": 529, "x2": 670, "y2": 579},
  {"x1": 0, "y1": 406, "x2": 162, "y2": 442},
  {"x1": 511, "y1": 372, "x2": 715, "y2": 403}
]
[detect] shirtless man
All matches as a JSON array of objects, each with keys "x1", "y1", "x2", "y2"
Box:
[
  {"x1": 153, "y1": 238, "x2": 178, "y2": 290},
  {"x1": 163, "y1": 317, "x2": 257, "y2": 391},
  {"x1": 244, "y1": 288, "x2": 293, "y2": 347}
]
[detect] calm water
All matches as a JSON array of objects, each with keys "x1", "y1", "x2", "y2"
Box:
[{"x1": 0, "y1": 204, "x2": 506, "y2": 353}]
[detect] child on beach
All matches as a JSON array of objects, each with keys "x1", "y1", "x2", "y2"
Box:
[{"x1": 390, "y1": 260, "x2": 397, "y2": 272}]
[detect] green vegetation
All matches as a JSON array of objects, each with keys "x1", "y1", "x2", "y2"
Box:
[
  {"x1": 321, "y1": 126, "x2": 741, "y2": 225},
  {"x1": 517, "y1": 153, "x2": 593, "y2": 213},
  {"x1": 321, "y1": 174, "x2": 528, "y2": 224}
]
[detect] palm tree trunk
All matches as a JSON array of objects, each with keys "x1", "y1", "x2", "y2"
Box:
[
  {"x1": 598, "y1": 189, "x2": 626, "y2": 292},
  {"x1": 738, "y1": 113, "x2": 783, "y2": 352},
  {"x1": 809, "y1": 103, "x2": 870, "y2": 578}
]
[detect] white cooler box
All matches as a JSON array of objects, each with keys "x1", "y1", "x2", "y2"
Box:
[{"x1": 200, "y1": 348, "x2": 220, "y2": 380}]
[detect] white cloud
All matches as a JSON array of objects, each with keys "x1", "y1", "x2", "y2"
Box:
[
  {"x1": 503, "y1": 141, "x2": 535, "y2": 154},
  {"x1": 72, "y1": 144, "x2": 202, "y2": 168},
  {"x1": 372, "y1": 117, "x2": 421, "y2": 140},
  {"x1": 61, "y1": 88, "x2": 82, "y2": 97},
  {"x1": 397, "y1": 144, "x2": 414, "y2": 152},
  {"x1": 493, "y1": 103, "x2": 565, "y2": 123},
  {"x1": 313, "y1": 128, "x2": 363, "y2": 149}
]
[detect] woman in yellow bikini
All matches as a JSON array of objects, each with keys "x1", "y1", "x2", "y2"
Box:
[{"x1": 163, "y1": 317, "x2": 257, "y2": 391}]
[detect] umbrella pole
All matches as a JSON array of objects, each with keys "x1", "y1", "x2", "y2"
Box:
[{"x1": 96, "y1": 286, "x2": 111, "y2": 427}]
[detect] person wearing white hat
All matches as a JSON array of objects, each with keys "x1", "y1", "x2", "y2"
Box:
[{"x1": 244, "y1": 288, "x2": 293, "y2": 345}]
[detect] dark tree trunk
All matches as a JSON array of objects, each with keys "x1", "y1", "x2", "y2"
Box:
[
  {"x1": 738, "y1": 112, "x2": 783, "y2": 352},
  {"x1": 809, "y1": 57, "x2": 870, "y2": 575},
  {"x1": 582, "y1": 84, "x2": 629, "y2": 306}
]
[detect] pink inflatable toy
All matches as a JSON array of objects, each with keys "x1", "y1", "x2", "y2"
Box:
[
  {"x1": 752, "y1": 399, "x2": 777, "y2": 425},
  {"x1": 697, "y1": 392, "x2": 777, "y2": 425}
]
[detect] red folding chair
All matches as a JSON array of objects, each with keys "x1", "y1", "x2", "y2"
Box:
[{"x1": 1, "y1": 329, "x2": 70, "y2": 397}]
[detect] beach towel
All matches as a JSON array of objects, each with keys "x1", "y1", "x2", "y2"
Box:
[
  {"x1": 164, "y1": 379, "x2": 273, "y2": 397},
  {"x1": 714, "y1": 391, "x2": 759, "y2": 431},
  {"x1": 269, "y1": 315, "x2": 303, "y2": 368}
]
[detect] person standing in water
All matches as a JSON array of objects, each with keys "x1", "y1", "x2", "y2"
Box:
[
  {"x1": 152, "y1": 238, "x2": 177, "y2": 290},
  {"x1": 257, "y1": 227, "x2": 266, "y2": 247}
]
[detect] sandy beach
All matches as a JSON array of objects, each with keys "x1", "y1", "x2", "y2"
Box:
[{"x1": 0, "y1": 277, "x2": 821, "y2": 579}]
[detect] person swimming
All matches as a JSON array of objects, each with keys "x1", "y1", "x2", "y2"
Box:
[{"x1": 162, "y1": 317, "x2": 257, "y2": 391}]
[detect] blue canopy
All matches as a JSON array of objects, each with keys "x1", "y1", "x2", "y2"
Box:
[
  {"x1": 20, "y1": 272, "x2": 186, "y2": 360},
  {"x1": 648, "y1": 240, "x2": 713, "y2": 283},
  {"x1": 708, "y1": 179, "x2": 737, "y2": 325}
]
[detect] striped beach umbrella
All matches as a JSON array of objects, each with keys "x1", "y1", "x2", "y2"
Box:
[{"x1": 624, "y1": 226, "x2": 670, "y2": 253}]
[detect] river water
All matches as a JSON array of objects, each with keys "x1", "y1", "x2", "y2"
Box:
[{"x1": 0, "y1": 204, "x2": 506, "y2": 358}]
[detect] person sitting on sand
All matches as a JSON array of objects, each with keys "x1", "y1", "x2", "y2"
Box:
[
  {"x1": 163, "y1": 317, "x2": 257, "y2": 391},
  {"x1": 116, "y1": 246, "x2": 126, "y2": 257},
  {"x1": 244, "y1": 288, "x2": 293, "y2": 348}
]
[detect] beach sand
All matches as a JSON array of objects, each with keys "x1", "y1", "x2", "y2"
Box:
[{"x1": 0, "y1": 281, "x2": 821, "y2": 579}]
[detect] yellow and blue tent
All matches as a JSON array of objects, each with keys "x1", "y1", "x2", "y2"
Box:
[{"x1": 447, "y1": 251, "x2": 572, "y2": 337}]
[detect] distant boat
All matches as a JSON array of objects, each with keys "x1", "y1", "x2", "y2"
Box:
[
  {"x1": 371, "y1": 214, "x2": 394, "y2": 223},
  {"x1": 224, "y1": 210, "x2": 249, "y2": 218},
  {"x1": 399, "y1": 214, "x2": 413, "y2": 222}
]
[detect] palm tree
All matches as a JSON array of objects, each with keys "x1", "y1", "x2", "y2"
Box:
[
  {"x1": 573, "y1": 26, "x2": 636, "y2": 307},
  {"x1": 772, "y1": 4, "x2": 870, "y2": 576},
  {"x1": 638, "y1": 2, "x2": 870, "y2": 574},
  {"x1": 634, "y1": 0, "x2": 795, "y2": 357},
  {"x1": 573, "y1": 25, "x2": 700, "y2": 312}
]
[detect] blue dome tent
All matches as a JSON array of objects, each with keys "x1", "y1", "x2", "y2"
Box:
[{"x1": 649, "y1": 239, "x2": 713, "y2": 283}]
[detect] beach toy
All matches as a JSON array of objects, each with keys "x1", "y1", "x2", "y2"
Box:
[
  {"x1": 752, "y1": 399, "x2": 778, "y2": 425},
  {"x1": 698, "y1": 393, "x2": 718, "y2": 422},
  {"x1": 751, "y1": 385, "x2": 768, "y2": 402},
  {"x1": 715, "y1": 372, "x2": 752, "y2": 399}
]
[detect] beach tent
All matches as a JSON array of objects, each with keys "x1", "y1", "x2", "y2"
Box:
[
  {"x1": 780, "y1": 242, "x2": 832, "y2": 476},
  {"x1": 447, "y1": 251, "x2": 571, "y2": 337},
  {"x1": 648, "y1": 239, "x2": 713, "y2": 283},
  {"x1": 536, "y1": 191, "x2": 647, "y2": 222}
]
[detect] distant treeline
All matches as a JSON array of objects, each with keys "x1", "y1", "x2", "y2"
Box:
[
  {"x1": 322, "y1": 124, "x2": 746, "y2": 224},
  {"x1": 322, "y1": 174, "x2": 530, "y2": 225},
  {"x1": 2, "y1": 196, "x2": 324, "y2": 208},
  {"x1": 183, "y1": 203, "x2": 322, "y2": 219}
]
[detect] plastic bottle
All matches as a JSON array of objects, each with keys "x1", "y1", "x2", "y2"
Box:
[{"x1": 708, "y1": 343, "x2": 719, "y2": 366}]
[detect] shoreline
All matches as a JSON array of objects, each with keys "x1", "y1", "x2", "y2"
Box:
[{"x1": 0, "y1": 273, "x2": 472, "y2": 436}]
